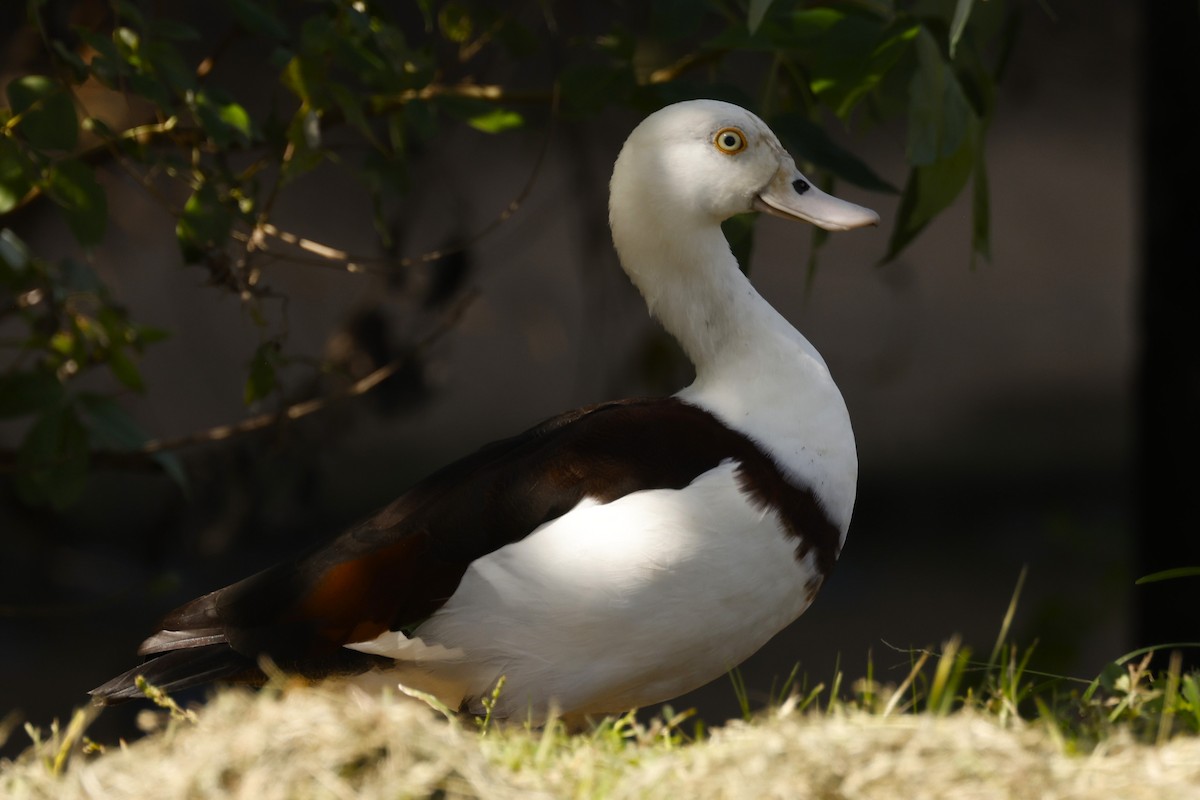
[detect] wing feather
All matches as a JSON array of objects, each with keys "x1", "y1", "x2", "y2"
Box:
[{"x1": 91, "y1": 397, "x2": 839, "y2": 703}]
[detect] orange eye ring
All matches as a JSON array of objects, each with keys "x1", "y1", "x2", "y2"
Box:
[{"x1": 714, "y1": 127, "x2": 748, "y2": 154}]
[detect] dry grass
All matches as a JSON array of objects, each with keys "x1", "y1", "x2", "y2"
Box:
[{"x1": 3, "y1": 681, "x2": 1199, "y2": 800}]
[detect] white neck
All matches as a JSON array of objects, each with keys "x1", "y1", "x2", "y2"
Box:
[
  {"x1": 608, "y1": 199, "x2": 858, "y2": 535},
  {"x1": 610, "y1": 202, "x2": 825, "y2": 382}
]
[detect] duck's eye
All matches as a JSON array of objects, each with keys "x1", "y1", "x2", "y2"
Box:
[{"x1": 714, "y1": 127, "x2": 748, "y2": 155}]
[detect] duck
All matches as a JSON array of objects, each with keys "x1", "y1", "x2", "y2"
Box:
[{"x1": 91, "y1": 99, "x2": 879, "y2": 722}]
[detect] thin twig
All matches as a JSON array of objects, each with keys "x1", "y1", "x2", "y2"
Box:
[
  {"x1": 0, "y1": 82, "x2": 551, "y2": 219},
  {"x1": 243, "y1": 83, "x2": 561, "y2": 276},
  {"x1": 138, "y1": 288, "x2": 479, "y2": 455},
  {"x1": 647, "y1": 48, "x2": 729, "y2": 84},
  {"x1": 0, "y1": 290, "x2": 478, "y2": 475},
  {"x1": 370, "y1": 83, "x2": 553, "y2": 113}
]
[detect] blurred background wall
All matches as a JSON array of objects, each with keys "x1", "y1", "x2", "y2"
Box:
[{"x1": 1, "y1": 1, "x2": 1141, "y2": 746}]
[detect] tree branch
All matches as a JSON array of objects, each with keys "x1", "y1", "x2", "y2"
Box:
[
  {"x1": 242, "y1": 84, "x2": 560, "y2": 275},
  {"x1": 148, "y1": 287, "x2": 478, "y2": 455},
  {"x1": 0, "y1": 289, "x2": 478, "y2": 475},
  {"x1": 0, "y1": 81, "x2": 555, "y2": 221}
]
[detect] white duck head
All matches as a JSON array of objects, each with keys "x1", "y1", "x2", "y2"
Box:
[
  {"x1": 607, "y1": 99, "x2": 878, "y2": 376},
  {"x1": 609, "y1": 99, "x2": 879, "y2": 233}
]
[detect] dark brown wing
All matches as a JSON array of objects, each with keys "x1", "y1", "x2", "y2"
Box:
[{"x1": 90, "y1": 397, "x2": 839, "y2": 702}]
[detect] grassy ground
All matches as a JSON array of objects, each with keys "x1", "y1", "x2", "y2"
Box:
[{"x1": 3, "y1": 638, "x2": 1199, "y2": 800}]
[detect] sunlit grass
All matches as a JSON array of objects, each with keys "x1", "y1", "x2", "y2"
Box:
[
  {"x1": 3, "y1": 572, "x2": 1199, "y2": 798},
  {"x1": 728, "y1": 568, "x2": 1200, "y2": 747}
]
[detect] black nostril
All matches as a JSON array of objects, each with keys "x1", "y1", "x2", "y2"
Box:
[{"x1": 792, "y1": 179, "x2": 810, "y2": 195}]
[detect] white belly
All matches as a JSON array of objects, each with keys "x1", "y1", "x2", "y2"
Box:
[{"x1": 345, "y1": 460, "x2": 821, "y2": 720}]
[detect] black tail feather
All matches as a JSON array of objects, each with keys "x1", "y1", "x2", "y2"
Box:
[
  {"x1": 138, "y1": 628, "x2": 227, "y2": 655},
  {"x1": 89, "y1": 644, "x2": 261, "y2": 704}
]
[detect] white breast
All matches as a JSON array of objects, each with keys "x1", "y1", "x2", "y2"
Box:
[
  {"x1": 679, "y1": 333, "x2": 858, "y2": 540},
  {"x1": 346, "y1": 460, "x2": 822, "y2": 720}
]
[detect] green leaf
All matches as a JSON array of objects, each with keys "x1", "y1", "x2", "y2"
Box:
[
  {"x1": 76, "y1": 392, "x2": 147, "y2": 451},
  {"x1": 153, "y1": 450, "x2": 190, "y2": 493},
  {"x1": 438, "y1": 3, "x2": 473, "y2": 43},
  {"x1": 226, "y1": 0, "x2": 289, "y2": 41},
  {"x1": 810, "y1": 17, "x2": 919, "y2": 120},
  {"x1": 649, "y1": 0, "x2": 706, "y2": 41},
  {"x1": 280, "y1": 109, "x2": 327, "y2": 182},
  {"x1": 106, "y1": 345, "x2": 146, "y2": 392},
  {"x1": 329, "y1": 83, "x2": 380, "y2": 147},
  {"x1": 281, "y1": 55, "x2": 312, "y2": 106},
  {"x1": 195, "y1": 91, "x2": 254, "y2": 147},
  {"x1": 49, "y1": 329, "x2": 76, "y2": 357},
  {"x1": 0, "y1": 371, "x2": 64, "y2": 419},
  {"x1": 76, "y1": 30, "x2": 124, "y2": 85},
  {"x1": 810, "y1": 14, "x2": 883, "y2": 96},
  {"x1": 176, "y1": 182, "x2": 233, "y2": 262},
  {"x1": 281, "y1": 49, "x2": 338, "y2": 114},
  {"x1": 784, "y1": 8, "x2": 844, "y2": 43},
  {"x1": 144, "y1": 40, "x2": 198, "y2": 94},
  {"x1": 1136, "y1": 567, "x2": 1200, "y2": 585},
  {"x1": 466, "y1": 108, "x2": 524, "y2": 134},
  {"x1": 0, "y1": 137, "x2": 34, "y2": 214},
  {"x1": 971, "y1": 135, "x2": 990, "y2": 264},
  {"x1": 907, "y1": 27, "x2": 974, "y2": 166},
  {"x1": 884, "y1": 125, "x2": 976, "y2": 261},
  {"x1": 15, "y1": 405, "x2": 90, "y2": 509},
  {"x1": 748, "y1": 0, "x2": 776, "y2": 34},
  {"x1": 244, "y1": 342, "x2": 280, "y2": 404},
  {"x1": 82, "y1": 116, "x2": 115, "y2": 140},
  {"x1": 132, "y1": 324, "x2": 172, "y2": 346},
  {"x1": 952, "y1": 48, "x2": 994, "y2": 120},
  {"x1": 948, "y1": 0, "x2": 975, "y2": 57},
  {"x1": 76, "y1": 392, "x2": 189, "y2": 491},
  {"x1": 60, "y1": 257, "x2": 103, "y2": 292},
  {"x1": 112, "y1": 0, "x2": 146, "y2": 28},
  {"x1": 51, "y1": 41, "x2": 90, "y2": 83},
  {"x1": 361, "y1": 148, "x2": 410, "y2": 199},
  {"x1": 771, "y1": 113, "x2": 897, "y2": 193},
  {"x1": 218, "y1": 102, "x2": 253, "y2": 140},
  {"x1": 299, "y1": 13, "x2": 338, "y2": 57},
  {"x1": 992, "y1": 5, "x2": 1023, "y2": 83},
  {"x1": 415, "y1": 0, "x2": 434, "y2": 30},
  {"x1": 0, "y1": 228, "x2": 32, "y2": 272},
  {"x1": 149, "y1": 19, "x2": 203, "y2": 41},
  {"x1": 330, "y1": 32, "x2": 389, "y2": 83},
  {"x1": 402, "y1": 101, "x2": 438, "y2": 147},
  {"x1": 126, "y1": 72, "x2": 174, "y2": 114},
  {"x1": 6, "y1": 75, "x2": 79, "y2": 151},
  {"x1": 46, "y1": 159, "x2": 108, "y2": 246}
]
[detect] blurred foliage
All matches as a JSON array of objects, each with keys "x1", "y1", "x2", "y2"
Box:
[{"x1": 0, "y1": 0, "x2": 1016, "y2": 508}]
